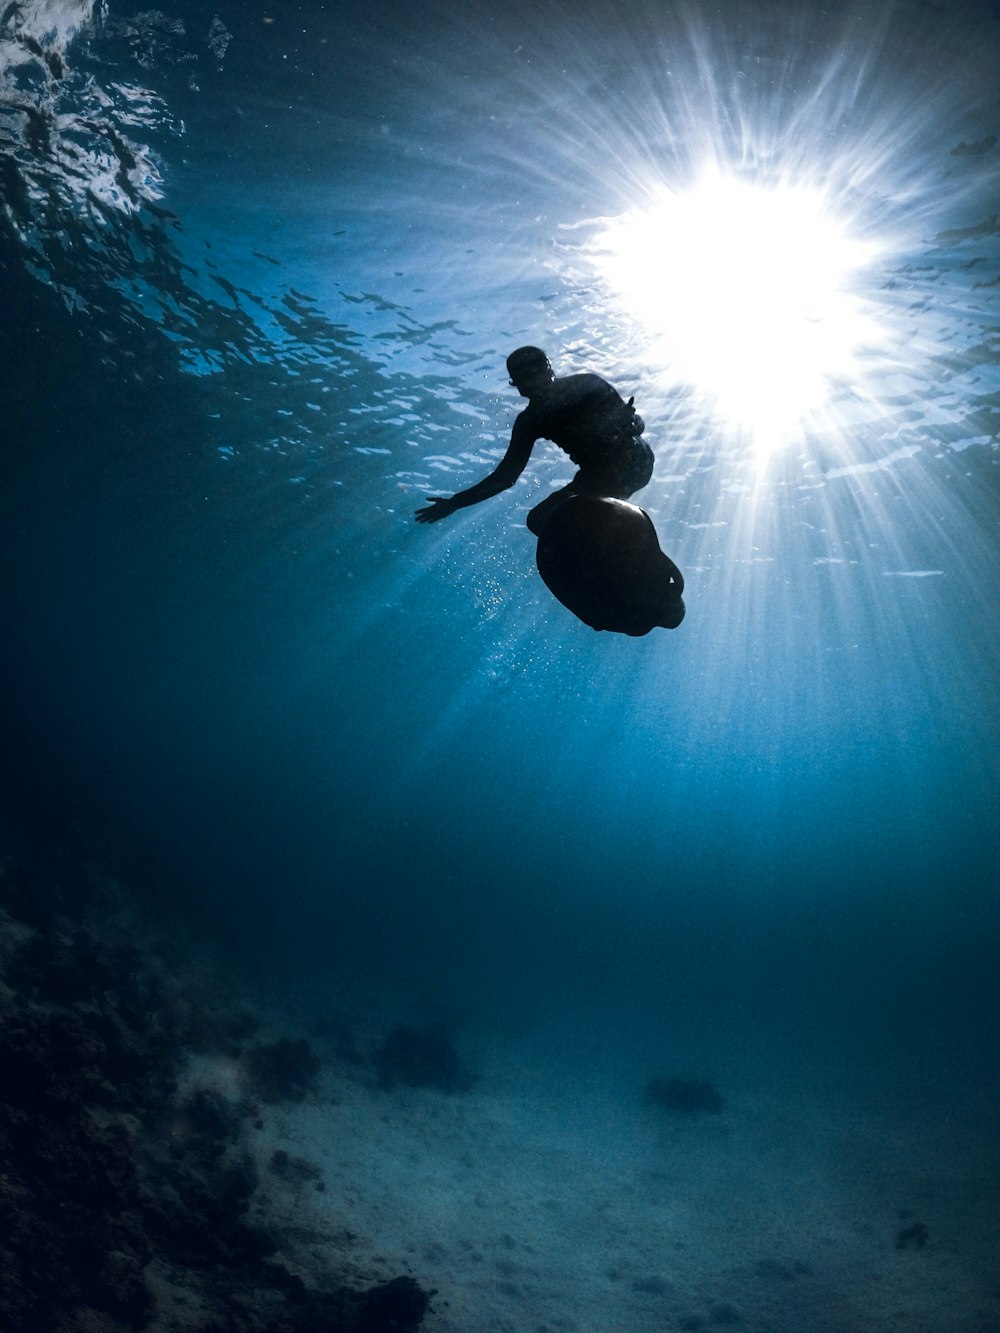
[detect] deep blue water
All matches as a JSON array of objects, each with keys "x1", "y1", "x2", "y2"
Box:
[{"x1": 2, "y1": 0, "x2": 999, "y2": 1314}]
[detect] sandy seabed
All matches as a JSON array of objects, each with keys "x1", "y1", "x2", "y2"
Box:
[
  {"x1": 248, "y1": 1011, "x2": 999, "y2": 1333},
  {"x1": 1, "y1": 838, "x2": 997, "y2": 1333}
]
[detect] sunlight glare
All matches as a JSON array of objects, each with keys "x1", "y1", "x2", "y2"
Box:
[{"x1": 593, "y1": 174, "x2": 884, "y2": 450}]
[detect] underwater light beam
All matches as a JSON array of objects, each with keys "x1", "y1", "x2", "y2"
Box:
[{"x1": 591, "y1": 173, "x2": 887, "y2": 452}]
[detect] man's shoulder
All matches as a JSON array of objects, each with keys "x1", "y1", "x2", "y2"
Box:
[
  {"x1": 553, "y1": 372, "x2": 619, "y2": 401},
  {"x1": 556, "y1": 371, "x2": 612, "y2": 390},
  {"x1": 518, "y1": 373, "x2": 620, "y2": 435}
]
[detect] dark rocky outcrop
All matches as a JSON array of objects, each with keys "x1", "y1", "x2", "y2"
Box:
[
  {"x1": 245, "y1": 1035, "x2": 323, "y2": 1103},
  {"x1": 373, "y1": 1023, "x2": 475, "y2": 1093},
  {"x1": 0, "y1": 835, "x2": 433, "y2": 1333},
  {"x1": 645, "y1": 1076, "x2": 726, "y2": 1114}
]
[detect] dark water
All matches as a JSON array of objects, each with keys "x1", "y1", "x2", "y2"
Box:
[{"x1": 2, "y1": 0, "x2": 999, "y2": 1308}]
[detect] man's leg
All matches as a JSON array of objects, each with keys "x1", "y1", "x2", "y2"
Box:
[
  {"x1": 526, "y1": 480, "x2": 581, "y2": 535},
  {"x1": 527, "y1": 442, "x2": 654, "y2": 534},
  {"x1": 593, "y1": 439, "x2": 654, "y2": 501},
  {"x1": 566, "y1": 441, "x2": 655, "y2": 505}
]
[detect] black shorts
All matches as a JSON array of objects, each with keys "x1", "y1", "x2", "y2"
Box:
[
  {"x1": 526, "y1": 437, "x2": 654, "y2": 535},
  {"x1": 572, "y1": 437, "x2": 654, "y2": 499}
]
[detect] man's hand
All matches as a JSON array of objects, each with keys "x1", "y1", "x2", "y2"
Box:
[
  {"x1": 415, "y1": 495, "x2": 459, "y2": 524},
  {"x1": 625, "y1": 396, "x2": 645, "y2": 436}
]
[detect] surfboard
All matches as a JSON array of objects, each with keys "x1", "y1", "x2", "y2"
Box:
[{"x1": 535, "y1": 495, "x2": 685, "y2": 636}]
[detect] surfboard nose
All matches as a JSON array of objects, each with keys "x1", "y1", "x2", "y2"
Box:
[{"x1": 535, "y1": 496, "x2": 685, "y2": 637}]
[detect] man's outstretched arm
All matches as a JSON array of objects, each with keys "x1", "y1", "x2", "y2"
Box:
[{"x1": 414, "y1": 428, "x2": 534, "y2": 523}]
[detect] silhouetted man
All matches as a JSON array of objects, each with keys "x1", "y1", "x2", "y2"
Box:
[{"x1": 415, "y1": 346, "x2": 653, "y2": 535}]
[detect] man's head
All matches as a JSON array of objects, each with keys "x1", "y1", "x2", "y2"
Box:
[{"x1": 507, "y1": 346, "x2": 554, "y2": 396}]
